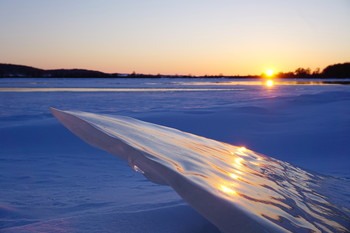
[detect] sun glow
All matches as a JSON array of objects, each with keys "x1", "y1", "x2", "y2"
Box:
[{"x1": 265, "y1": 69, "x2": 274, "y2": 77}]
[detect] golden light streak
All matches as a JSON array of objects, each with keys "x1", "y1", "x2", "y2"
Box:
[
  {"x1": 230, "y1": 173, "x2": 240, "y2": 179},
  {"x1": 238, "y1": 147, "x2": 247, "y2": 152},
  {"x1": 220, "y1": 185, "x2": 237, "y2": 195},
  {"x1": 235, "y1": 158, "x2": 244, "y2": 165},
  {"x1": 233, "y1": 157, "x2": 244, "y2": 169}
]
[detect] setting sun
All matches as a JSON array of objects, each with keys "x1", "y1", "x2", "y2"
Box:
[{"x1": 265, "y1": 69, "x2": 274, "y2": 77}]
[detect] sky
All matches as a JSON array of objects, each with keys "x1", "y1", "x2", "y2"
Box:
[{"x1": 0, "y1": 0, "x2": 349, "y2": 75}]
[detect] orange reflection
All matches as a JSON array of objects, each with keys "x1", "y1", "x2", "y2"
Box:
[
  {"x1": 182, "y1": 80, "x2": 349, "y2": 86},
  {"x1": 235, "y1": 158, "x2": 244, "y2": 165},
  {"x1": 56, "y1": 108, "x2": 350, "y2": 232},
  {"x1": 265, "y1": 80, "x2": 274, "y2": 87},
  {"x1": 230, "y1": 173, "x2": 240, "y2": 179},
  {"x1": 220, "y1": 185, "x2": 237, "y2": 195},
  {"x1": 235, "y1": 170, "x2": 243, "y2": 175}
]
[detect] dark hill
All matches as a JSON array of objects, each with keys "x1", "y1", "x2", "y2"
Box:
[
  {"x1": 0, "y1": 64, "x2": 111, "y2": 78},
  {"x1": 0, "y1": 64, "x2": 44, "y2": 77},
  {"x1": 45, "y1": 69, "x2": 109, "y2": 78}
]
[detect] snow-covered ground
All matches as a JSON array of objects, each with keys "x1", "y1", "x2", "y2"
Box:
[{"x1": 1, "y1": 78, "x2": 349, "y2": 232}]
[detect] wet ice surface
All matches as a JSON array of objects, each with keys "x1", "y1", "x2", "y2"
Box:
[
  {"x1": 1, "y1": 78, "x2": 350, "y2": 232},
  {"x1": 51, "y1": 109, "x2": 350, "y2": 232}
]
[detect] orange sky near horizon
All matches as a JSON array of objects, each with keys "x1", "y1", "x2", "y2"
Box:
[{"x1": 1, "y1": 0, "x2": 349, "y2": 75}]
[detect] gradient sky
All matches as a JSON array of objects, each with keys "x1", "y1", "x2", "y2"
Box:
[{"x1": 1, "y1": 0, "x2": 349, "y2": 75}]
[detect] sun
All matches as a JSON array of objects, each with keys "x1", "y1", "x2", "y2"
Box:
[{"x1": 265, "y1": 69, "x2": 274, "y2": 77}]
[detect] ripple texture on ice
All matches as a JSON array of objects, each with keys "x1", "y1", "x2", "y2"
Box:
[{"x1": 51, "y1": 108, "x2": 350, "y2": 233}]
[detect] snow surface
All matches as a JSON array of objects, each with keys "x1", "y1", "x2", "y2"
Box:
[{"x1": 1, "y1": 78, "x2": 350, "y2": 232}]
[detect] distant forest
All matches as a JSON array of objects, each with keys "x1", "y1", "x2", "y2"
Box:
[{"x1": 0, "y1": 62, "x2": 349, "y2": 79}]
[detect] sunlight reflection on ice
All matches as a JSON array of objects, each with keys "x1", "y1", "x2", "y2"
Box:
[
  {"x1": 0, "y1": 87, "x2": 240, "y2": 92},
  {"x1": 178, "y1": 80, "x2": 350, "y2": 86},
  {"x1": 52, "y1": 109, "x2": 350, "y2": 233}
]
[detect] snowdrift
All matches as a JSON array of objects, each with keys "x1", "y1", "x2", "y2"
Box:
[{"x1": 51, "y1": 108, "x2": 349, "y2": 233}]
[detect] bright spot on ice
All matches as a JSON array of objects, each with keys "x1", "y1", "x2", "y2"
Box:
[
  {"x1": 51, "y1": 109, "x2": 350, "y2": 233},
  {"x1": 235, "y1": 158, "x2": 244, "y2": 165},
  {"x1": 238, "y1": 147, "x2": 247, "y2": 152},
  {"x1": 265, "y1": 80, "x2": 274, "y2": 87},
  {"x1": 230, "y1": 173, "x2": 240, "y2": 179},
  {"x1": 233, "y1": 157, "x2": 244, "y2": 169},
  {"x1": 220, "y1": 185, "x2": 237, "y2": 195},
  {"x1": 265, "y1": 69, "x2": 274, "y2": 77}
]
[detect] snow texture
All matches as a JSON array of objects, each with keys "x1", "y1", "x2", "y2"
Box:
[{"x1": 1, "y1": 78, "x2": 350, "y2": 232}]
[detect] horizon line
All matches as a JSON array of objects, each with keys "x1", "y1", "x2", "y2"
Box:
[{"x1": 1, "y1": 62, "x2": 349, "y2": 78}]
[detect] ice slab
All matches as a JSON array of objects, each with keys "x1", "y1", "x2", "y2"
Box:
[{"x1": 51, "y1": 108, "x2": 350, "y2": 233}]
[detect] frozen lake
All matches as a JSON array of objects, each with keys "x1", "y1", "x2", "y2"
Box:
[
  {"x1": 1, "y1": 78, "x2": 349, "y2": 124},
  {"x1": 1, "y1": 78, "x2": 350, "y2": 232}
]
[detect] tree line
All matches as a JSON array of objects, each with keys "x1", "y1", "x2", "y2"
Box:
[
  {"x1": 0, "y1": 62, "x2": 349, "y2": 79},
  {"x1": 263, "y1": 63, "x2": 350, "y2": 79}
]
